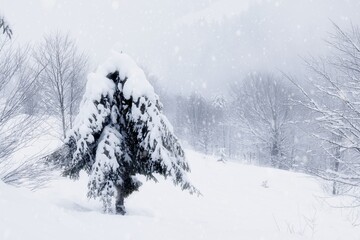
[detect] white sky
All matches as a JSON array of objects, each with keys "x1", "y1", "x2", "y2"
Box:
[{"x1": 1, "y1": 0, "x2": 360, "y2": 95}]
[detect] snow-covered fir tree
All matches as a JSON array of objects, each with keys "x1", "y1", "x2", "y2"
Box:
[{"x1": 47, "y1": 52, "x2": 197, "y2": 214}]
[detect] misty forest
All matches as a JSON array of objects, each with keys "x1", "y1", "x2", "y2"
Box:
[{"x1": 1, "y1": 1, "x2": 360, "y2": 239}]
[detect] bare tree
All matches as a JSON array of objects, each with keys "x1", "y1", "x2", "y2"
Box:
[
  {"x1": 0, "y1": 38, "x2": 34, "y2": 159},
  {"x1": 1, "y1": 155, "x2": 58, "y2": 190},
  {"x1": 287, "y1": 22, "x2": 360, "y2": 200},
  {"x1": 231, "y1": 73, "x2": 296, "y2": 169},
  {"x1": 183, "y1": 93, "x2": 218, "y2": 154},
  {"x1": 0, "y1": 16, "x2": 12, "y2": 39},
  {"x1": 34, "y1": 32, "x2": 87, "y2": 138},
  {"x1": 0, "y1": 29, "x2": 52, "y2": 189}
]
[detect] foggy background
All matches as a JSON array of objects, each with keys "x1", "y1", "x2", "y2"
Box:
[
  {"x1": 2, "y1": 2, "x2": 360, "y2": 234},
  {"x1": 2, "y1": 0, "x2": 360, "y2": 199},
  {"x1": 2, "y1": 0, "x2": 360, "y2": 95}
]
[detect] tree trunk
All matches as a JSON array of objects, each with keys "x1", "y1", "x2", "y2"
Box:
[
  {"x1": 332, "y1": 133, "x2": 342, "y2": 195},
  {"x1": 60, "y1": 104, "x2": 67, "y2": 139},
  {"x1": 271, "y1": 142, "x2": 279, "y2": 168},
  {"x1": 115, "y1": 185, "x2": 126, "y2": 215},
  {"x1": 332, "y1": 155, "x2": 340, "y2": 195},
  {"x1": 69, "y1": 89, "x2": 73, "y2": 130},
  {"x1": 69, "y1": 76, "x2": 75, "y2": 129}
]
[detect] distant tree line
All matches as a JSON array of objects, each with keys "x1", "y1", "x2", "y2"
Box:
[{"x1": 155, "y1": 22, "x2": 360, "y2": 206}]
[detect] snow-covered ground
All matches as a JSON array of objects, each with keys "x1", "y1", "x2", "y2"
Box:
[{"x1": 1, "y1": 150, "x2": 360, "y2": 240}]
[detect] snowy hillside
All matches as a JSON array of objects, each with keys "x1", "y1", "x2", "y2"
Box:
[
  {"x1": 1, "y1": 150, "x2": 359, "y2": 240},
  {"x1": 2, "y1": 1, "x2": 360, "y2": 240}
]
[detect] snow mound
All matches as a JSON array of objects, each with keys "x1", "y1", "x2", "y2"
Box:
[
  {"x1": 72, "y1": 51, "x2": 156, "y2": 144},
  {"x1": 1, "y1": 150, "x2": 360, "y2": 240},
  {"x1": 92, "y1": 51, "x2": 155, "y2": 101}
]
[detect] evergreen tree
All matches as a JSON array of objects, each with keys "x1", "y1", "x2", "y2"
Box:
[{"x1": 47, "y1": 52, "x2": 197, "y2": 214}]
